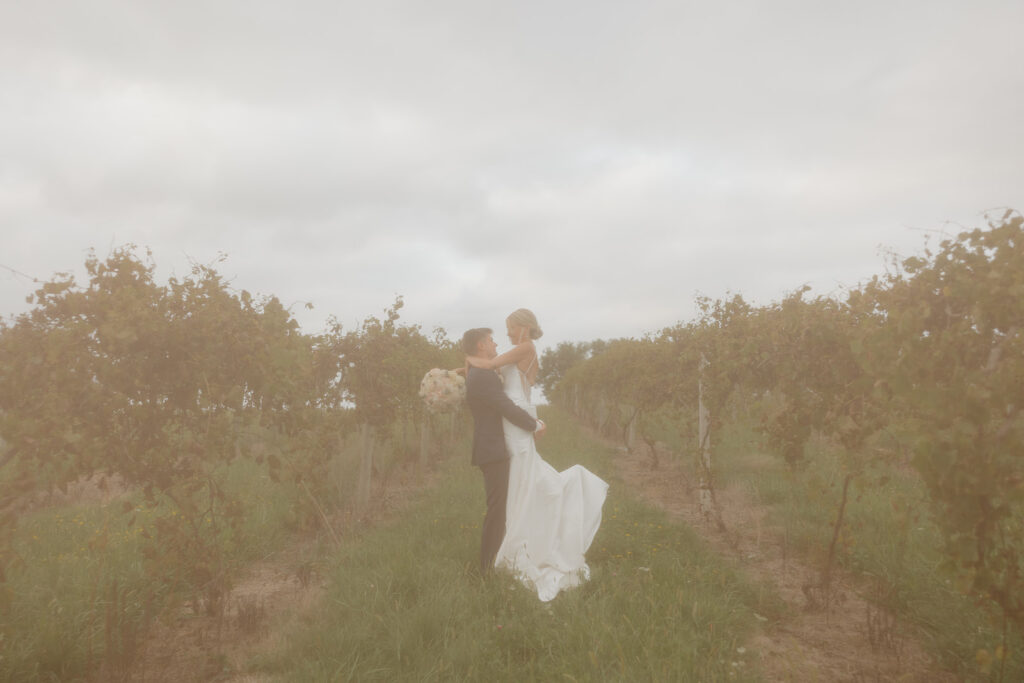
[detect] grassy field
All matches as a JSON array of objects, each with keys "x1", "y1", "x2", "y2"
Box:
[
  {"x1": 17, "y1": 402, "x2": 1007, "y2": 681},
  {"x1": 659, "y1": 413, "x2": 1023, "y2": 681},
  {"x1": 253, "y1": 407, "x2": 783, "y2": 681},
  {"x1": 0, "y1": 414, "x2": 457, "y2": 681},
  {"x1": 2, "y1": 455, "x2": 301, "y2": 681}
]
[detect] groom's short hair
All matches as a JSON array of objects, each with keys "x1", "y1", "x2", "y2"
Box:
[{"x1": 461, "y1": 328, "x2": 493, "y2": 355}]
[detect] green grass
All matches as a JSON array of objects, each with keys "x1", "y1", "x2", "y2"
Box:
[
  {"x1": 4, "y1": 497, "x2": 152, "y2": 679},
  {"x1": 254, "y1": 407, "x2": 782, "y2": 681},
  {"x1": 0, "y1": 413, "x2": 494, "y2": 681},
  {"x1": 695, "y1": 417, "x2": 1024, "y2": 681},
  {"x1": 3, "y1": 439, "x2": 319, "y2": 681},
  {"x1": 593, "y1": 400, "x2": 1023, "y2": 680}
]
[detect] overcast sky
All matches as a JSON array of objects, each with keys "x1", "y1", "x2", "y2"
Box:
[{"x1": 2, "y1": 1, "x2": 1022, "y2": 356}]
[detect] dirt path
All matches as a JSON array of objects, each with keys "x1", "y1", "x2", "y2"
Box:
[
  {"x1": 118, "y1": 460, "x2": 443, "y2": 683},
  {"x1": 605, "y1": 434, "x2": 957, "y2": 683}
]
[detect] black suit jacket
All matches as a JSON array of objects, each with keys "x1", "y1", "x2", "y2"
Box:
[{"x1": 465, "y1": 366, "x2": 538, "y2": 467}]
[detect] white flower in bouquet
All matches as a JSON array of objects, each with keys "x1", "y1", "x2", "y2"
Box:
[{"x1": 418, "y1": 368, "x2": 466, "y2": 413}]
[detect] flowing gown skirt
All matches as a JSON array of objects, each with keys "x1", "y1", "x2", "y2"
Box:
[{"x1": 494, "y1": 402, "x2": 609, "y2": 602}]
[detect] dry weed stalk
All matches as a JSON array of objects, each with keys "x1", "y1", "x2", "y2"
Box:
[{"x1": 235, "y1": 595, "x2": 267, "y2": 635}]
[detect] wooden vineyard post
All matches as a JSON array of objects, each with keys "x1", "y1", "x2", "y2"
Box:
[
  {"x1": 357, "y1": 423, "x2": 375, "y2": 514},
  {"x1": 698, "y1": 353, "x2": 713, "y2": 523},
  {"x1": 625, "y1": 408, "x2": 638, "y2": 452},
  {"x1": 419, "y1": 416, "x2": 430, "y2": 472}
]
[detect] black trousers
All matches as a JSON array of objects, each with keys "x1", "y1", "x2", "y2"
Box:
[{"x1": 478, "y1": 458, "x2": 510, "y2": 574}]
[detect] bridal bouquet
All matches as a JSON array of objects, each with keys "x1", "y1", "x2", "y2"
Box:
[{"x1": 419, "y1": 368, "x2": 466, "y2": 413}]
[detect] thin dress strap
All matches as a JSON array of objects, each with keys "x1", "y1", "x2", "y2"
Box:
[{"x1": 518, "y1": 354, "x2": 537, "y2": 399}]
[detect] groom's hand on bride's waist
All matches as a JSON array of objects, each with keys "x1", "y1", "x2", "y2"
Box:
[{"x1": 535, "y1": 419, "x2": 547, "y2": 438}]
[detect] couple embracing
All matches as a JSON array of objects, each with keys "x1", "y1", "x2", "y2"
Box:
[{"x1": 462, "y1": 309, "x2": 608, "y2": 602}]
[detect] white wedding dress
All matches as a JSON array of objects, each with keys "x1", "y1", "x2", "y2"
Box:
[{"x1": 494, "y1": 361, "x2": 609, "y2": 601}]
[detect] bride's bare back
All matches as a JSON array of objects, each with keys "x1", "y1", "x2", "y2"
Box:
[{"x1": 518, "y1": 351, "x2": 539, "y2": 386}]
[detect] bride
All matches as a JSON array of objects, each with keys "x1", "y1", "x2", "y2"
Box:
[{"x1": 467, "y1": 308, "x2": 609, "y2": 601}]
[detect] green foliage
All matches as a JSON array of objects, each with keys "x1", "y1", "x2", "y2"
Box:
[
  {"x1": 0, "y1": 247, "x2": 458, "y2": 679},
  {"x1": 713, "y1": 416, "x2": 1024, "y2": 679},
  {"x1": 861, "y1": 211, "x2": 1024, "y2": 631},
  {"x1": 0, "y1": 249, "x2": 316, "y2": 612},
  {"x1": 537, "y1": 340, "x2": 596, "y2": 396},
  {"x1": 542, "y1": 210, "x2": 1024, "y2": 656},
  {"x1": 553, "y1": 338, "x2": 680, "y2": 444},
  {"x1": 323, "y1": 296, "x2": 459, "y2": 428}
]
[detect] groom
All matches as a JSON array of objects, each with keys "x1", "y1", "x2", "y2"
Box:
[{"x1": 462, "y1": 327, "x2": 546, "y2": 575}]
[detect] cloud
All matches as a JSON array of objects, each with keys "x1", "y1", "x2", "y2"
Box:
[{"x1": 1, "y1": 0, "x2": 1022, "y2": 356}]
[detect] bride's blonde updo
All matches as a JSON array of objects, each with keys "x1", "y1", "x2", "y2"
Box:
[{"x1": 507, "y1": 308, "x2": 543, "y2": 340}]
